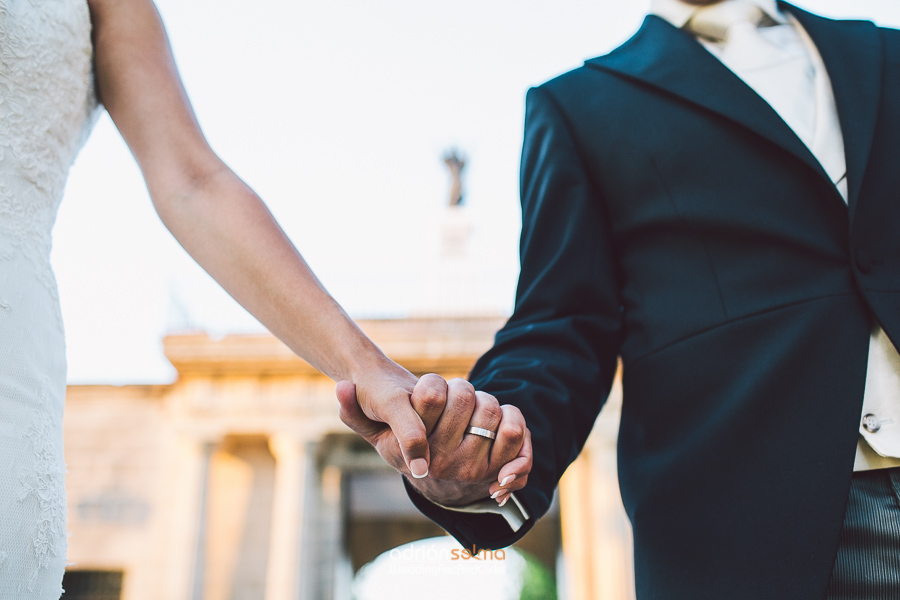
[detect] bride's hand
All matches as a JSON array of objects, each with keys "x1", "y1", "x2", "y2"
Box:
[
  {"x1": 344, "y1": 358, "x2": 447, "y2": 479},
  {"x1": 337, "y1": 374, "x2": 532, "y2": 507}
]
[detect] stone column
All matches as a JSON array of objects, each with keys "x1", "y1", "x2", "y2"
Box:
[
  {"x1": 559, "y1": 374, "x2": 635, "y2": 600},
  {"x1": 559, "y1": 454, "x2": 597, "y2": 600},
  {"x1": 316, "y1": 465, "x2": 350, "y2": 600},
  {"x1": 162, "y1": 433, "x2": 219, "y2": 600},
  {"x1": 265, "y1": 434, "x2": 316, "y2": 600},
  {"x1": 190, "y1": 440, "x2": 217, "y2": 600}
]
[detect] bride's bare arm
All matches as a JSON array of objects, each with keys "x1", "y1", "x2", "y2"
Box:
[{"x1": 86, "y1": 0, "x2": 435, "y2": 477}]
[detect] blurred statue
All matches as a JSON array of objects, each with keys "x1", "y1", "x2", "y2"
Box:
[{"x1": 443, "y1": 150, "x2": 466, "y2": 206}]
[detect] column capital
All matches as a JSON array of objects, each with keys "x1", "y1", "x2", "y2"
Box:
[
  {"x1": 177, "y1": 427, "x2": 226, "y2": 448},
  {"x1": 267, "y1": 431, "x2": 317, "y2": 461}
]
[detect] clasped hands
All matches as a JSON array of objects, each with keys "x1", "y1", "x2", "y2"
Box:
[{"x1": 336, "y1": 369, "x2": 531, "y2": 508}]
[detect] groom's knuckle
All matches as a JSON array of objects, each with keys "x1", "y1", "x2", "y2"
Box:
[
  {"x1": 502, "y1": 404, "x2": 523, "y2": 420},
  {"x1": 416, "y1": 386, "x2": 446, "y2": 413},
  {"x1": 449, "y1": 379, "x2": 476, "y2": 407},
  {"x1": 498, "y1": 420, "x2": 525, "y2": 445},
  {"x1": 500, "y1": 405, "x2": 524, "y2": 427},
  {"x1": 478, "y1": 400, "x2": 503, "y2": 426},
  {"x1": 419, "y1": 372, "x2": 447, "y2": 390}
]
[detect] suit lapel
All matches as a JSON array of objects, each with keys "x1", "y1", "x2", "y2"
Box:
[
  {"x1": 585, "y1": 15, "x2": 831, "y2": 183},
  {"x1": 783, "y1": 3, "x2": 884, "y2": 215}
]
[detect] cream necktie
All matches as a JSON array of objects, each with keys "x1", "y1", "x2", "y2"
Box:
[{"x1": 686, "y1": 1, "x2": 817, "y2": 149}]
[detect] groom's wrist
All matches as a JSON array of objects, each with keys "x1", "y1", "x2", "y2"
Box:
[
  {"x1": 402, "y1": 475, "x2": 529, "y2": 530},
  {"x1": 403, "y1": 475, "x2": 492, "y2": 508},
  {"x1": 401, "y1": 476, "x2": 531, "y2": 551},
  {"x1": 426, "y1": 492, "x2": 529, "y2": 532}
]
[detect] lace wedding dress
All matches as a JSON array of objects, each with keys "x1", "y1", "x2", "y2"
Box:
[{"x1": 0, "y1": 0, "x2": 98, "y2": 597}]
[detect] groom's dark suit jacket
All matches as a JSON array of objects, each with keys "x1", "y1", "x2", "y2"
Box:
[{"x1": 406, "y1": 3, "x2": 900, "y2": 599}]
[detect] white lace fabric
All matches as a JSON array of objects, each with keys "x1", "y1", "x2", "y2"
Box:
[{"x1": 0, "y1": 0, "x2": 99, "y2": 597}]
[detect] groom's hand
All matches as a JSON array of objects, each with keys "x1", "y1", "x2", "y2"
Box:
[
  {"x1": 406, "y1": 376, "x2": 532, "y2": 507},
  {"x1": 337, "y1": 375, "x2": 532, "y2": 507}
]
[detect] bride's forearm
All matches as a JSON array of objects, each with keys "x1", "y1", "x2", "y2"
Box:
[
  {"x1": 152, "y1": 163, "x2": 395, "y2": 383},
  {"x1": 91, "y1": 0, "x2": 431, "y2": 473},
  {"x1": 89, "y1": 0, "x2": 383, "y2": 382}
]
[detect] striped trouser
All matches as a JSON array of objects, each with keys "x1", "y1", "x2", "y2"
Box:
[{"x1": 826, "y1": 467, "x2": 900, "y2": 599}]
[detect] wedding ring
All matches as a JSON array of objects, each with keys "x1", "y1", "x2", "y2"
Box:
[{"x1": 466, "y1": 426, "x2": 497, "y2": 440}]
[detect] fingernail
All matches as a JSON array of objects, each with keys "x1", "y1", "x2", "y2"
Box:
[
  {"x1": 498, "y1": 494, "x2": 510, "y2": 508},
  {"x1": 409, "y1": 458, "x2": 429, "y2": 479},
  {"x1": 490, "y1": 489, "x2": 503, "y2": 499},
  {"x1": 500, "y1": 474, "x2": 516, "y2": 487}
]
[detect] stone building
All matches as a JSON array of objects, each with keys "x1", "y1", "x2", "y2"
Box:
[{"x1": 61, "y1": 317, "x2": 634, "y2": 600}]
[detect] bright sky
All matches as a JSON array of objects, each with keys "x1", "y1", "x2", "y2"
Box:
[{"x1": 52, "y1": 0, "x2": 900, "y2": 384}]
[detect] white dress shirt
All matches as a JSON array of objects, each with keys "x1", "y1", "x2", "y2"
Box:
[{"x1": 652, "y1": 0, "x2": 900, "y2": 470}]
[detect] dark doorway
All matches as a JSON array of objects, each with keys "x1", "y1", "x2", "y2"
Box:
[{"x1": 61, "y1": 570, "x2": 123, "y2": 600}]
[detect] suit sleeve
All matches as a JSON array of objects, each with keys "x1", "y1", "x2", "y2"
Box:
[{"x1": 405, "y1": 84, "x2": 624, "y2": 549}]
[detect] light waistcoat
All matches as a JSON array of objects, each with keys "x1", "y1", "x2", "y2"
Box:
[{"x1": 651, "y1": 0, "x2": 900, "y2": 470}]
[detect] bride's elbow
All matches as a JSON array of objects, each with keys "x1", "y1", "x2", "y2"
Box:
[{"x1": 147, "y1": 158, "x2": 231, "y2": 222}]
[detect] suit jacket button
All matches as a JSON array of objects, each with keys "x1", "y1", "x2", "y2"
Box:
[
  {"x1": 863, "y1": 413, "x2": 881, "y2": 433},
  {"x1": 855, "y1": 250, "x2": 874, "y2": 274}
]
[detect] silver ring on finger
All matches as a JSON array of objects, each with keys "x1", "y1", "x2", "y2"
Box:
[{"x1": 466, "y1": 426, "x2": 497, "y2": 440}]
